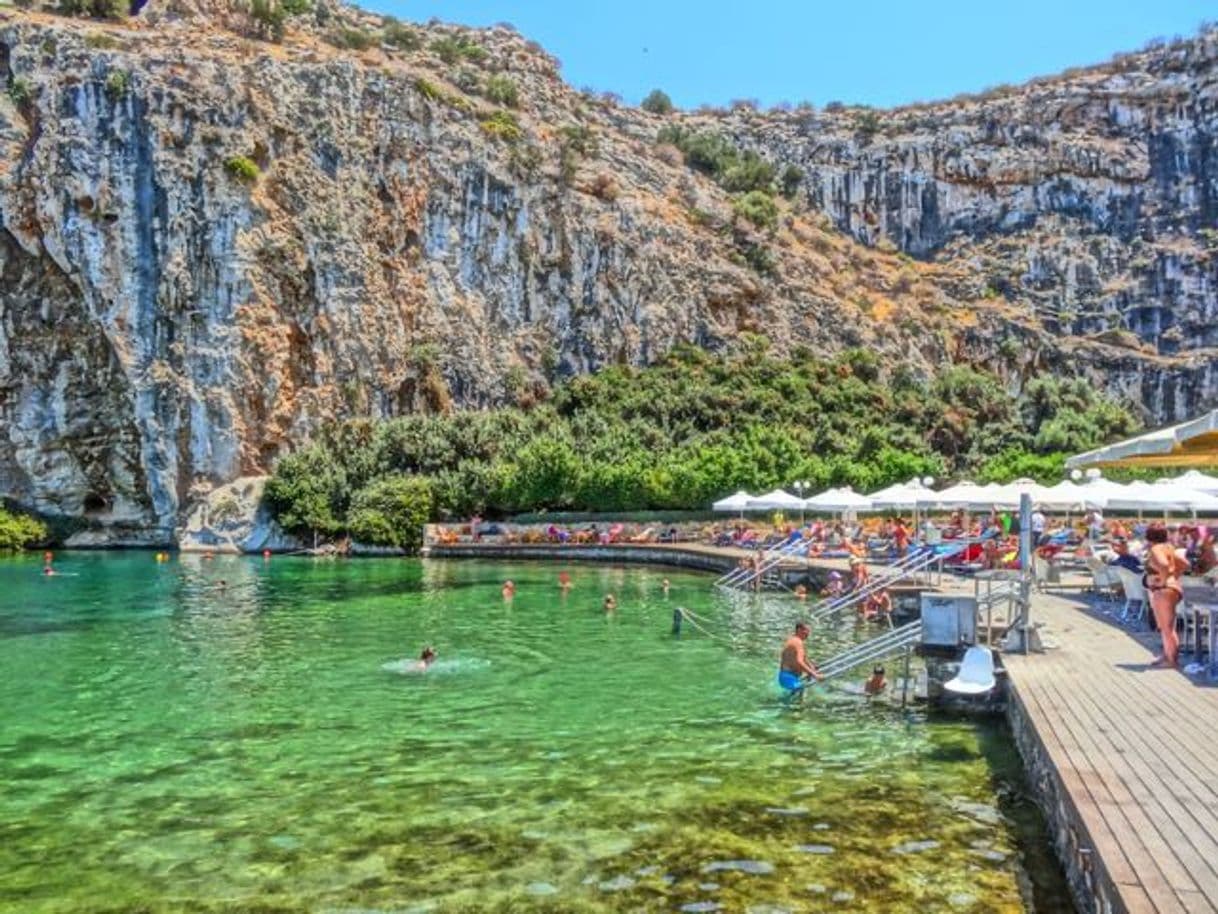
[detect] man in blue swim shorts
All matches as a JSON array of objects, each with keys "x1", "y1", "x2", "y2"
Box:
[{"x1": 779, "y1": 621, "x2": 823, "y2": 693}]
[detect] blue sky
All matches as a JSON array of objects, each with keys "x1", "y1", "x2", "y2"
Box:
[{"x1": 366, "y1": 0, "x2": 1211, "y2": 109}]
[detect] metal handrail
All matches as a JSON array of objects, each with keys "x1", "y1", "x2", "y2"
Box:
[
  {"x1": 715, "y1": 537, "x2": 809, "y2": 589},
  {"x1": 809, "y1": 544, "x2": 966, "y2": 623},
  {"x1": 818, "y1": 620, "x2": 923, "y2": 681}
]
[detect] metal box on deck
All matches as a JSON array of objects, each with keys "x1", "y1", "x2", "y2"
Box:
[{"x1": 920, "y1": 594, "x2": 977, "y2": 652}]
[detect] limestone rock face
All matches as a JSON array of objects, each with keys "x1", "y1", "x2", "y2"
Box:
[{"x1": 1, "y1": 6, "x2": 1217, "y2": 543}]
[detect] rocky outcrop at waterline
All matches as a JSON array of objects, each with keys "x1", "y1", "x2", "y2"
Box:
[{"x1": 0, "y1": 2, "x2": 1217, "y2": 544}]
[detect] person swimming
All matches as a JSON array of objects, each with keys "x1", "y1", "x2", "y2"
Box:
[
  {"x1": 502, "y1": 580, "x2": 516, "y2": 600},
  {"x1": 794, "y1": 583, "x2": 808, "y2": 601},
  {"x1": 603, "y1": 593, "x2": 617, "y2": 613},
  {"x1": 778, "y1": 621, "x2": 823, "y2": 694},
  {"x1": 864, "y1": 665, "x2": 887, "y2": 696},
  {"x1": 558, "y1": 571, "x2": 572, "y2": 591},
  {"x1": 42, "y1": 564, "x2": 56, "y2": 577},
  {"x1": 418, "y1": 646, "x2": 437, "y2": 671},
  {"x1": 661, "y1": 578, "x2": 670, "y2": 595}
]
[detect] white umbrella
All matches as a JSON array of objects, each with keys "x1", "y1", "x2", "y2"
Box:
[
  {"x1": 925, "y1": 481, "x2": 1018, "y2": 509},
  {"x1": 1166, "y1": 470, "x2": 1218, "y2": 496},
  {"x1": 804, "y1": 486, "x2": 874, "y2": 513},
  {"x1": 746, "y1": 488, "x2": 806, "y2": 511},
  {"x1": 1144, "y1": 479, "x2": 1218, "y2": 514},
  {"x1": 712, "y1": 490, "x2": 754, "y2": 513},
  {"x1": 1036, "y1": 480, "x2": 1094, "y2": 511},
  {"x1": 867, "y1": 478, "x2": 929, "y2": 510}
]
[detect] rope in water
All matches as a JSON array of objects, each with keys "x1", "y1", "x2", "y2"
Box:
[{"x1": 674, "y1": 608, "x2": 735, "y2": 645}]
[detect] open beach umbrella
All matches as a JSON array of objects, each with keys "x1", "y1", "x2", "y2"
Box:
[
  {"x1": 867, "y1": 478, "x2": 929, "y2": 510},
  {"x1": 746, "y1": 489, "x2": 806, "y2": 511},
  {"x1": 1067, "y1": 409, "x2": 1218, "y2": 469},
  {"x1": 804, "y1": 486, "x2": 874, "y2": 513},
  {"x1": 1036, "y1": 480, "x2": 1094, "y2": 511},
  {"x1": 925, "y1": 481, "x2": 1018, "y2": 509},
  {"x1": 1165, "y1": 470, "x2": 1218, "y2": 496},
  {"x1": 712, "y1": 491, "x2": 754, "y2": 513}
]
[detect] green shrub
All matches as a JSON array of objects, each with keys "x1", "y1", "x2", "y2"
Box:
[
  {"x1": 327, "y1": 27, "x2": 376, "y2": 51},
  {"x1": 484, "y1": 74, "x2": 520, "y2": 108},
  {"x1": 224, "y1": 155, "x2": 261, "y2": 182},
  {"x1": 559, "y1": 124, "x2": 597, "y2": 156},
  {"x1": 279, "y1": 0, "x2": 310, "y2": 14},
  {"x1": 739, "y1": 242, "x2": 776, "y2": 276},
  {"x1": 249, "y1": 0, "x2": 286, "y2": 40},
  {"x1": 58, "y1": 0, "x2": 125, "y2": 19},
  {"x1": 854, "y1": 108, "x2": 883, "y2": 139},
  {"x1": 384, "y1": 20, "x2": 421, "y2": 50},
  {"x1": 263, "y1": 444, "x2": 349, "y2": 543},
  {"x1": 733, "y1": 190, "x2": 779, "y2": 229},
  {"x1": 641, "y1": 88, "x2": 674, "y2": 115},
  {"x1": 481, "y1": 110, "x2": 522, "y2": 142},
  {"x1": 104, "y1": 69, "x2": 129, "y2": 100},
  {"x1": 658, "y1": 127, "x2": 774, "y2": 193},
  {"x1": 779, "y1": 164, "x2": 804, "y2": 199},
  {"x1": 84, "y1": 31, "x2": 120, "y2": 49},
  {"x1": 0, "y1": 508, "x2": 47, "y2": 551},
  {"x1": 7, "y1": 77, "x2": 31, "y2": 108},
  {"x1": 430, "y1": 35, "x2": 487, "y2": 65},
  {"x1": 414, "y1": 77, "x2": 441, "y2": 101},
  {"x1": 347, "y1": 475, "x2": 433, "y2": 551}
]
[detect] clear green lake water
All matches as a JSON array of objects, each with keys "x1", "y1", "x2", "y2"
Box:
[{"x1": 0, "y1": 553, "x2": 1073, "y2": 913}]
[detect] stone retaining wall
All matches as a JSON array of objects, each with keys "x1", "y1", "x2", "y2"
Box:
[{"x1": 1007, "y1": 684, "x2": 1116, "y2": 914}]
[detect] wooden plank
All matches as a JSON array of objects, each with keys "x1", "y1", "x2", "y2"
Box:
[
  {"x1": 1011, "y1": 681, "x2": 1143, "y2": 889},
  {"x1": 1007, "y1": 591, "x2": 1218, "y2": 914},
  {"x1": 1047, "y1": 667, "x2": 1218, "y2": 909}
]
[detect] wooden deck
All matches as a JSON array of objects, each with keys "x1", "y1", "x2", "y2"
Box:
[{"x1": 1006, "y1": 593, "x2": 1218, "y2": 914}]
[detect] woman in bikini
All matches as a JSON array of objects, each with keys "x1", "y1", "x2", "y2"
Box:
[{"x1": 1144, "y1": 524, "x2": 1188, "y2": 668}]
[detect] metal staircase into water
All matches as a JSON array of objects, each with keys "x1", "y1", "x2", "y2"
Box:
[
  {"x1": 816, "y1": 619, "x2": 923, "y2": 682},
  {"x1": 805, "y1": 544, "x2": 966, "y2": 622},
  {"x1": 713, "y1": 537, "x2": 809, "y2": 590}
]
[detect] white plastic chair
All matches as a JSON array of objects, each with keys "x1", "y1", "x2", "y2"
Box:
[
  {"x1": 1085, "y1": 557, "x2": 1121, "y2": 604},
  {"x1": 1112, "y1": 566, "x2": 1147, "y2": 628},
  {"x1": 944, "y1": 646, "x2": 996, "y2": 695}
]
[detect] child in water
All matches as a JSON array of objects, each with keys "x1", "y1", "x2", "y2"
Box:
[{"x1": 864, "y1": 665, "x2": 887, "y2": 696}]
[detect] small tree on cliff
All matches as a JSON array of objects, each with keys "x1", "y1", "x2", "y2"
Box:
[
  {"x1": 0, "y1": 508, "x2": 48, "y2": 551},
  {"x1": 641, "y1": 89, "x2": 674, "y2": 115}
]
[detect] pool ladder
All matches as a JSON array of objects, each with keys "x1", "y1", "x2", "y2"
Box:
[{"x1": 816, "y1": 619, "x2": 923, "y2": 682}]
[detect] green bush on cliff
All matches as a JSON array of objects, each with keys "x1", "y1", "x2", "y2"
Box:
[
  {"x1": 656, "y1": 127, "x2": 775, "y2": 194},
  {"x1": 641, "y1": 89, "x2": 674, "y2": 115},
  {"x1": 733, "y1": 190, "x2": 779, "y2": 230},
  {"x1": 264, "y1": 346, "x2": 1140, "y2": 532},
  {"x1": 7, "y1": 77, "x2": 31, "y2": 108},
  {"x1": 327, "y1": 27, "x2": 377, "y2": 51},
  {"x1": 58, "y1": 0, "x2": 125, "y2": 20},
  {"x1": 484, "y1": 74, "x2": 520, "y2": 108},
  {"x1": 481, "y1": 110, "x2": 522, "y2": 142},
  {"x1": 430, "y1": 35, "x2": 487, "y2": 65},
  {"x1": 384, "y1": 20, "x2": 422, "y2": 51},
  {"x1": 348, "y1": 476, "x2": 433, "y2": 551},
  {"x1": 0, "y1": 508, "x2": 48, "y2": 551},
  {"x1": 104, "y1": 69, "x2": 129, "y2": 100},
  {"x1": 224, "y1": 155, "x2": 261, "y2": 183}
]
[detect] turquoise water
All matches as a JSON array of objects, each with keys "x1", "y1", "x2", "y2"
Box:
[{"x1": 0, "y1": 554, "x2": 1071, "y2": 913}]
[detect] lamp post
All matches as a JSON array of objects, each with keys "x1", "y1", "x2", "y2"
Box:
[{"x1": 793, "y1": 480, "x2": 810, "y2": 524}]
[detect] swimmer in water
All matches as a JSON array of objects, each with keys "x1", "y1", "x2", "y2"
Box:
[
  {"x1": 417, "y1": 646, "x2": 437, "y2": 671},
  {"x1": 794, "y1": 583, "x2": 808, "y2": 601},
  {"x1": 42, "y1": 564, "x2": 56, "y2": 577},
  {"x1": 558, "y1": 571, "x2": 572, "y2": 592},
  {"x1": 778, "y1": 621, "x2": 823, "y2": 695},
  {"x1": 864, "y1": 665, "x2": 887, "y2": 696},
  {"x1": 661, "y1": 578, "x2": 670, "y2": 595},
  {"x1": 603, "y1": 593, "x2": 617, "y2": 613},
  {"x1": 502, "y1": 580, "x2": 516, "y2": 600}
]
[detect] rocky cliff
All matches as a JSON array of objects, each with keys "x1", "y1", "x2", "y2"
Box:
[{"x1": 0, "y1": 2, "x2": 1216, "y2": 543}]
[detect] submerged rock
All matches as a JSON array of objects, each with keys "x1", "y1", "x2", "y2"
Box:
[
  {"x1": 794, "y1": 844, "x2": 835, "y2": 855},
  {"x1": 891, "y1": 839, "x2": 942, "y2": 855},
  {"x1": 597, "y1": 875, "x2": 636, "y2": 892},
  {"x1": 525, "y1": 882, "x2": 557, "y2": 896},
  {"x1": 701, "y1": 859, "x2": 775, "y2": 876},
  {"x1": 679, "y1": 904, "x2": 722, "y2": 913}
]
